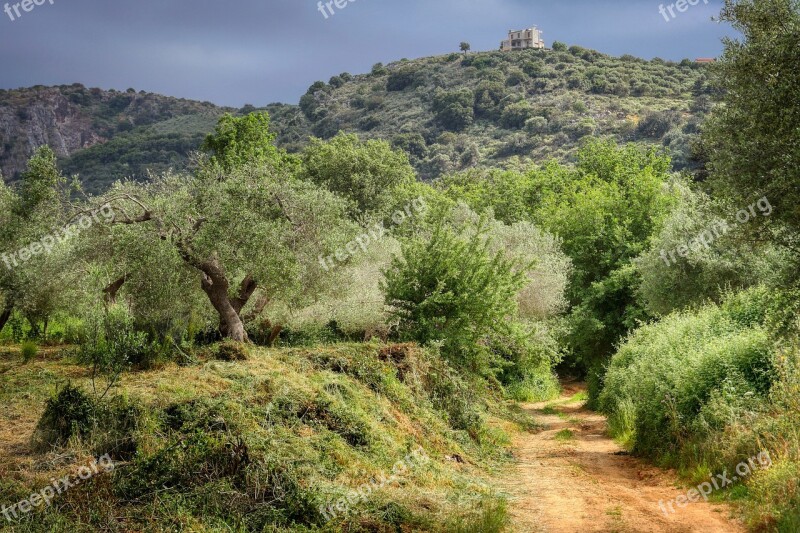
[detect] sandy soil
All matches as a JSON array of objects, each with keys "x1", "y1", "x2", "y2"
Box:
[{"x1": 502, "y1": 381, "x2": 746, "y2": 533}]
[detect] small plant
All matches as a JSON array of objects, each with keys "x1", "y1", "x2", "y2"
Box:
[
  {"x1": 554, "y1": 429, "x2": 575, "y2": 441},
  {"x1": 20, "y1": 340, "x2": 38, "y2": 363},
  {"x1": 77, "y1": 304, "x2": 149, "y2": 399}
]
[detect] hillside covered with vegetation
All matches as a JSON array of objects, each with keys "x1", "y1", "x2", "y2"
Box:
[
  {"x1": 0, "y1": 85, "x2": 309, "y2": 193},
  {"x1": 1, "y1": 46, "x2": 710, "y2": 193},
  {"x1": 299, "y1": 46, "x2": 711, "y2": 178}
]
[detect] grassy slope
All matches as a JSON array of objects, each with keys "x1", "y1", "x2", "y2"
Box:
[{"x1": 0, "y1": 343, "x2": 525, "y2": 532}]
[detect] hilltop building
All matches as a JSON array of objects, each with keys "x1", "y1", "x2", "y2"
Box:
[{"x1": 500, "y1": 27, "x2": 545, "y2": 51}]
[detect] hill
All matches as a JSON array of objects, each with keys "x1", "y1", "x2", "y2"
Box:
[
  {"x1": 0, "y1": 85, "x2": 309, "y2": 193},
  {"x1": 0, "y1": 47, "x2": 712, "y2": 192},
  {"x1": 299, "y1": 47, "x2": 712, "y2": 178}
]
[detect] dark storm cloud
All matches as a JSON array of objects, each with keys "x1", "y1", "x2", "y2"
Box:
[{"x1": 0, "y1": 0, "x2": 736, "y2": 106}]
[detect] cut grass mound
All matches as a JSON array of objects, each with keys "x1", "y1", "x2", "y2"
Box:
[{"x1": 0, "y1": 342, "x2": 514, "y2": 532}]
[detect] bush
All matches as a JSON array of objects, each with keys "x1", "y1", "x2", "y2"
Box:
[
  {"x1": 78, "y1": 304, "x2": 153, "y2": 371},
  {"x1": 371, "y1": 62, "x2": 387, "y2": 76},
  {"x1": 473, "y1": 81, "x2": 506, "y2": 119},
  {"x1": 34, "y1": 384, "x2": 96, "y2": 448},
  {"x1": 500, "y1": 101, "x2": 534, "y2": 129},
  {"x1": 599, "y1": 288, "x2": 777, "y2": 462},
  {"x1": 387, "y1": 67, "x2": 420, "y2": 91},
  {"x1": 636, "y1": 110, "x2": 680, "y2": 138},
  {"x1": 433, "y1": 89, "x2": 474, "y2": 132},
  {"x1": 328, "y1": 75, "x2": 344, "y2": 88},
  {"x1": 505, "y1": 69, "x2": 526, "y2": 86},
  {"x1": 21, "y1": 340, "x2": 38, "y2": 363},
  {"x1": 383, "y1": 216, "x2": 527, "y2": 376},
  {"x1": 524, "y1": 116, "x2": 548, "y2": 134}
]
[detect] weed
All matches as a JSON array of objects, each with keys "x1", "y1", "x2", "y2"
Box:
[{"x1": 554, "y1": 429, "x2": 575, "y2": 441}]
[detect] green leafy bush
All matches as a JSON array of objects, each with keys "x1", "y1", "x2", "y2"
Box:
[
  {"x1": 383, "y1": 219, "x2": 527, "y2": 376},
  {"x1": 33, "y1": 384, "x2": 96, "y2": 448},
  {"x1": 433, "y1": 89, "x2": 475, "y2": 132},
  {"x1": 387, "y1": 67, "x2": 421, "y2": 91},
  {"x1": 599, "y1": 288, "x2": 777, "y2": 462},
  {"x1": 20, "y1": 340, "x2": 38, "y2": 363},
  {"x1": 500, "y1": 101, "x2": 534, "y2": 129}
]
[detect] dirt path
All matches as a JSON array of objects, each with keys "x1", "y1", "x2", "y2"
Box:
[{"x1": 502, "y1": 381, "x2": 746, "y2": 532}]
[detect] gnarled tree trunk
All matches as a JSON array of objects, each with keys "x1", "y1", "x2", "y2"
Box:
[
  {"x1": 0, "y1": 302, "x2": 12, "y2": 334},
  {"x1": 198, "y1": 260, "x2": 252, "y2": 343},
  {"x1": 103, "y1": 274, "x2": 128, "y2": 306}
]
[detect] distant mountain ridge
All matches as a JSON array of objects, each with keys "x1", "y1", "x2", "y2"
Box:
[
  {"x1": 0, "y1": 85, "x2": 229, "y2": 188},
  {"x1": 1, "y1": 47, "x2": 712, "y2": 191}
]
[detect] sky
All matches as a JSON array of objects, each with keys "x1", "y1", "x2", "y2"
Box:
[{"x1": 0, "y1": 0, "x2": 738, "y2": 107}]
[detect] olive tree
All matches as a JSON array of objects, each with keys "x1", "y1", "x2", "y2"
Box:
[
  {"x1": 0, "y1": 147, "x2": 73, "y2": 336},
  {"x1": 91, "y1": 114, "x2": 356, "y2": 342},
  {"x1": 704, "y1": 0, "x2": 800, "y2": 253}
]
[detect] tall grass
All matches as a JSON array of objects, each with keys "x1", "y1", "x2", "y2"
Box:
[{"x1": 599, "y1": 287, "x2": 800, "y2": 528}]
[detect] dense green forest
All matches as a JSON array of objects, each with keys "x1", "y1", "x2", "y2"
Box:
[{"x1": 1, "y1": 0, "x2": 799, "y2": 531}]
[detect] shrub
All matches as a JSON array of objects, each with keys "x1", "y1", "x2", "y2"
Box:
[
  {"x1": 387, "y1": 67, "x2": 420, "y2": 91},
  {"x1": 473, "y1": 81, "x2": 506, "y2": 119},
  {"x1": 78, "y1": 304, "x2": 152, "y2": 369},
  {"x1": 20, "y1": 340, "x2": 38, "y2": 363},
  {"x1": 392, "y1": 133, "x2": 428, "y2": 159},
  {"x1": 525, "y1": 116, "x2": 548, "y2": 134},
  {"x1": 599, "y1": 288, "x2": 777, "y2": 462},
  {"x1": 522, "y1": 60, "x2": 546, "y2": 77},
  {"x1": 371, "y1": 62, "x2": 387, "y2": 76},
  {"x1": 500, "y1": 101, "x2": 534, "y2": 129},
  {"x1": 433, "y1": 89, "x2": 474, "y2": 132},
  {"x1": 328, "y1": 75, "x2": 344, "y2": 88},
  {"x1": 636, "y1": 110, "x2": 680, "y2": 138},
  {"x1": 383, "y1": 217, "x2": 527, "y2": 376},
  {"x1": 505, "y1": 69, "x2": 526, "y2": 86},
  {"x1": 34, "y1": 384, "x2": 96, "y2": 448}
]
